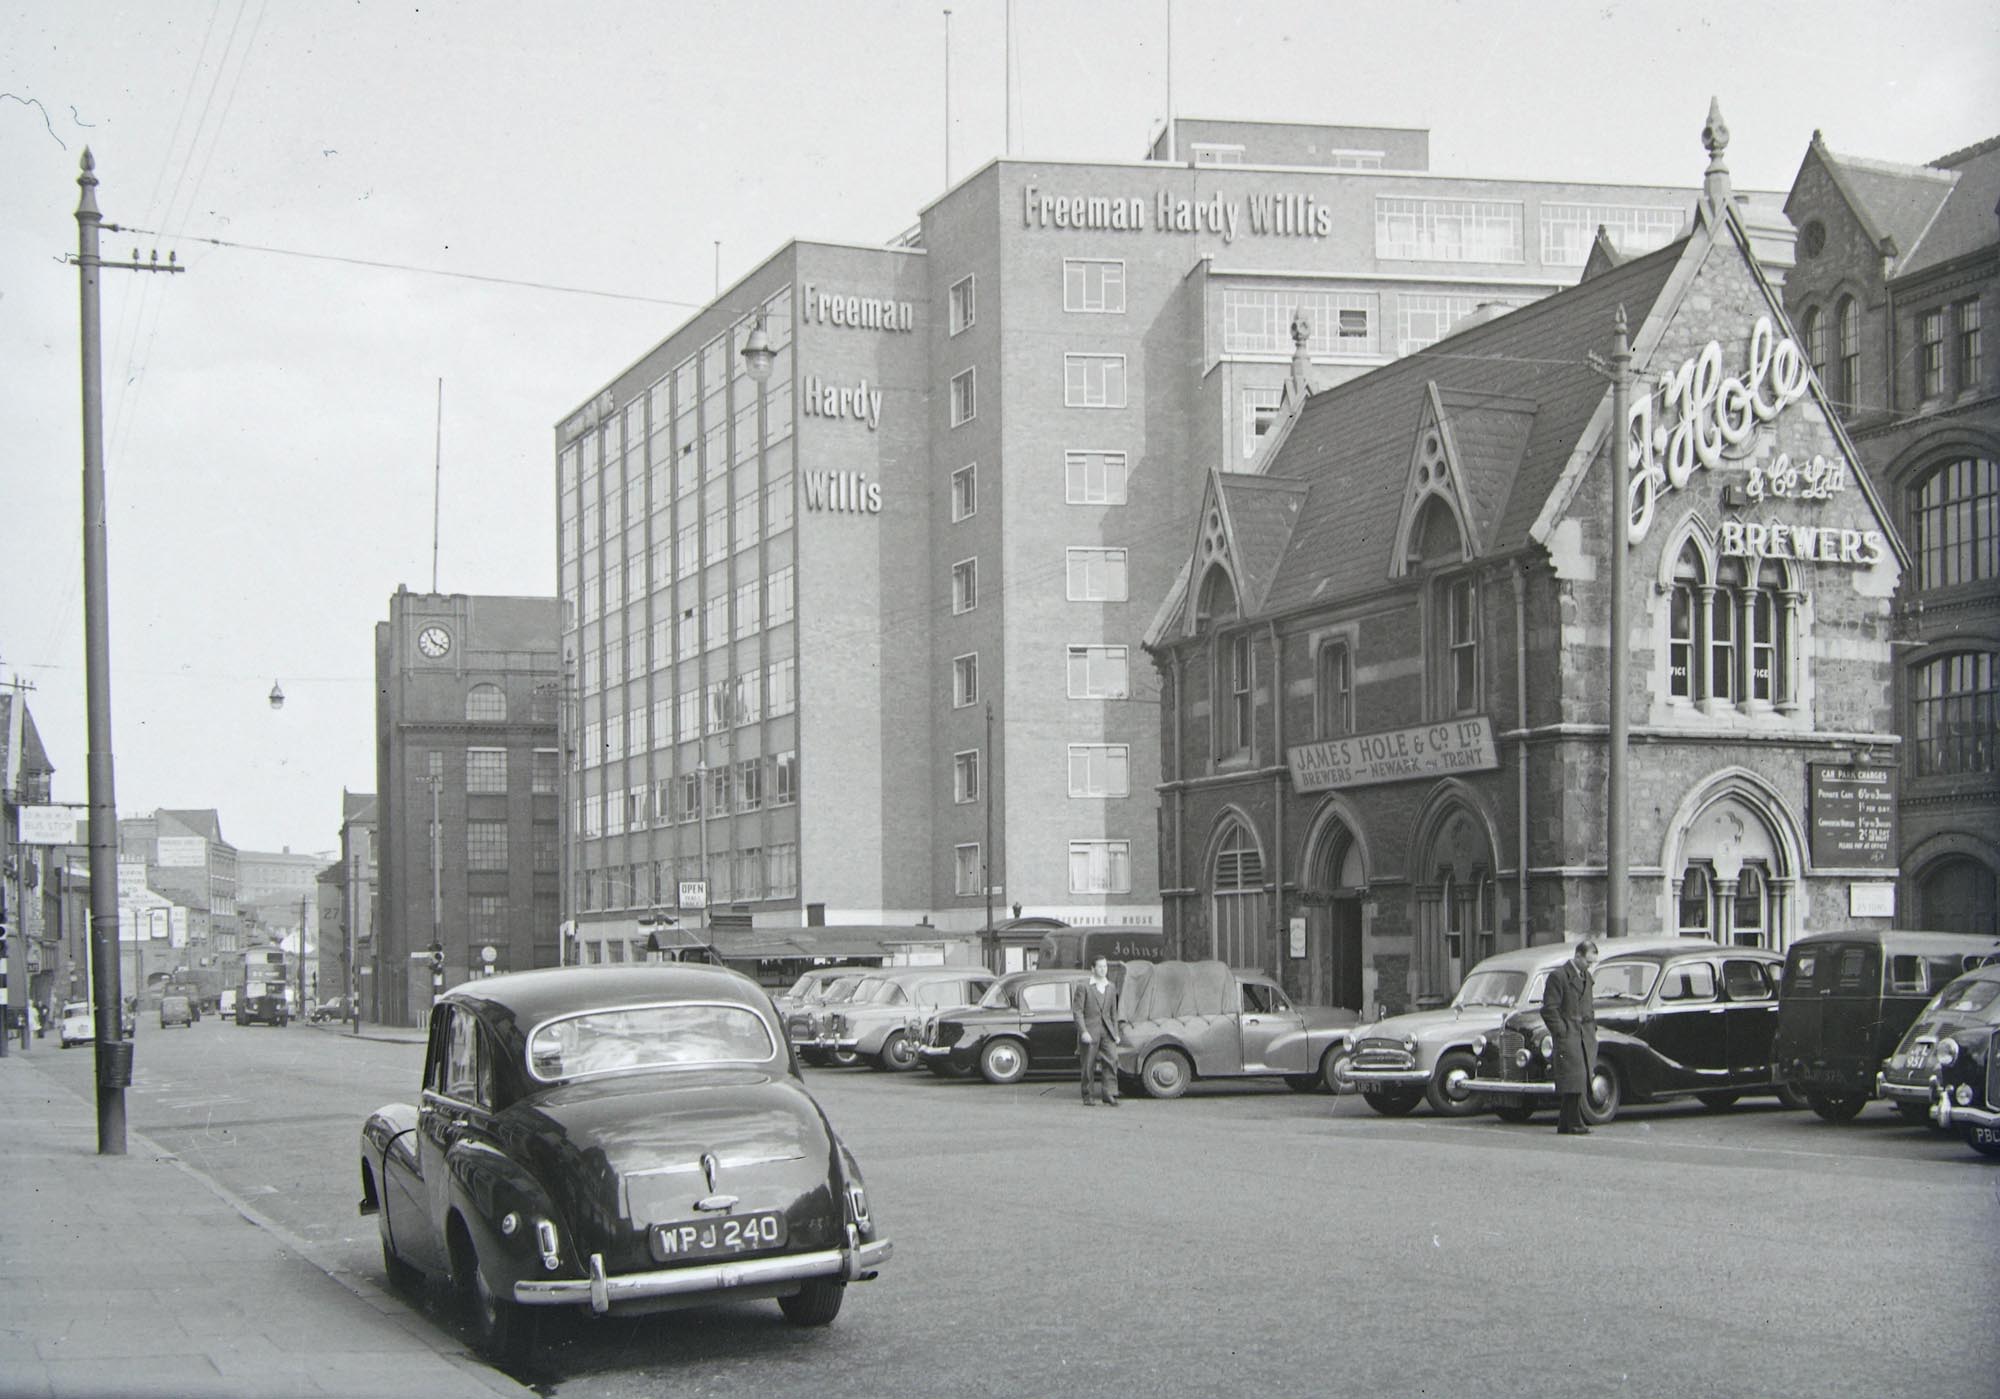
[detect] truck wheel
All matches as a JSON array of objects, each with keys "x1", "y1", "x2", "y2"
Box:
[
  {"x1": 1425, "y1": 1050, "x2": 1485, "y2": 1117},
  {"x1": 1807, "y1": 1091, "x2": 1866, "y2": 1123},
  {"x1": 1140, "y1": 1048, "x2": 1192, "y2": 1099},
  {"x1": 978, "y1": 1038, "x2": 1028, "y2": 1084}
]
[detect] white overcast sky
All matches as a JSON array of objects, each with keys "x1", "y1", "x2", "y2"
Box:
[{"x1": 2, "y1": 0, "x2": 1994, "y2": 855}]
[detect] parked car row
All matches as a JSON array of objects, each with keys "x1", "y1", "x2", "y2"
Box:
[{"x1": 795, "y1": 931, "x2": 2000, "y2": 1160}]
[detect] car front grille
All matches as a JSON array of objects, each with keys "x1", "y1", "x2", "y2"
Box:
[
  {"x1": 1353, "y1": 1039, "x2": 1415, "y2": 1073},
  {"x1": 1484, "y1": 1029, "x2": 1529, "y2": 1084}
]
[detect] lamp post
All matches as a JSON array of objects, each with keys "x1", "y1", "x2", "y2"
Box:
[
  {"x1": 426, "y1": 773, "x2": 444, "y2": 1002},
  {"x1": 739, "y1": 308, "x2": 773, "y2": 951}
]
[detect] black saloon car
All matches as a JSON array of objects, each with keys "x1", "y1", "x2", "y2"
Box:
[
  {"x1": 1463, "y1": 946, "x2": 1793, "y2": 1125},
  {"x1": 359, "y1": 966, "x2": 891, "y2": 1358},
  {"x1": 1878, "y1": 961, "x2": 2000, "y2": 1156},
  {"x1": 919, "y1": 969, "x2": 1094, "y2": 1082}
]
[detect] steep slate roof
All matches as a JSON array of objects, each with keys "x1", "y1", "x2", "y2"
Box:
[
  {"x1": 1816, "y1": 144, "x2": 1955, "y2": 262},
  {"x1": 157, "y1": 808, "x2": 227, "y2": 843},
  {"x1": 1211, "y1": 474, "x2": 1309, "y2": 614},
  {"x1": 1898, "y1": 135, "x2": 2000, "y2": 277},
  {"x1": 342, "y1": 790, "x2": 377, "y2": 824},
  {"x1": 1247, "y1": 240, "x2": 1684, "y2": 619}
]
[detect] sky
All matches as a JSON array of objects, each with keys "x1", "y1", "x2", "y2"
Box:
[{"x1": 2, "y1": 0, "x2": 1994, "y2": 855}]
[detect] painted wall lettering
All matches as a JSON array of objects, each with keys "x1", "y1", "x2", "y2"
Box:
[
  {"x1": 799, "y1": 283, "x2": 915, "y2": 332},
  {"x1": 803, "y1": 471, "x2": 883, "y2": 515},
  {"x1": 1717, "y1": 519, "x2": 1887, "y2": 567},
  {"x1": 1019, "y1": 185, "x2": 1333, "y2": 243},
  {"x1": 1626, "y1": 316, "x2": 1813, "y2": 543},
  {"x1": 801, "y1": 376, "x2": 883, "y2": 429}
]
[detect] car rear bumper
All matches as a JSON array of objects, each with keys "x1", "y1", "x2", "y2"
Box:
[
  {"x1": 515, "y1": 1232, "x2": 893, "y2": 1314},
  {"x1": 1460, "y1": 1077, "x2": 1555, "y2": 1096}
]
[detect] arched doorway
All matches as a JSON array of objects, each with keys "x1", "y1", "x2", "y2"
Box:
[
  {"x1": 1915, "y1": 854, "x2": 1998, "y2": 937},
  {"x1": 1300, "y1": 803, "x2": 1368, "y2": 1011},
  {"x1": 1411, "y1": 793, "x2": 1499, "y2": 1004}
]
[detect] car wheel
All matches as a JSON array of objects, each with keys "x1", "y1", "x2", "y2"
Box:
[
  {"x1": 1319, "y1": 1045, "x2": 1353, "y2": 1095},
  {"x1": 875, "y1": 1032, "x2": 919, "y2": 1073},
  {"x1": 1140, "y1": 1048, "x2": 1192, "y2": 1100},
  {"x1": 828, "y1": 1048, "x2": 861, "y2": 1068},
  {"x1": 1696, "y1": 1092, "x2": 1741, "y2": 1112},
  {"x1": 1493, "y1": 1100, "x2": 1538, "y2": 1123},
  {"x1": 1425, "y1": 1050, "x2": 1485, "y2": 1117},
  {"x1": 458, "y1": 1234, "x2": 534, "y2": 1362},
  {"x1": 1892, "y1": 1099, "x2": 1933, "y2": 1127},
  {"x1": 1774, "y1": 1083, "x2": 1809, "y2": 1110},
  {"x1": 778, "y1": 1278, "x2": 845, "y2": 1327},
  {"x1": 1966, "y1": 1126, "x2": 2000, "y2": 1159},
  {"x1": 978, "y1": 1037, "x2": 1028, "y2": 1085},
  {"x1": 1806, "y1": 1091, "x2": 1867, "y2": 1123},
  {"x1": 1580, "y1": 1064, "x2": 1622, "y2": 1126},
  {"x1": 1363, "y1": 1088, "x2": 1422, "y2": 1117}
]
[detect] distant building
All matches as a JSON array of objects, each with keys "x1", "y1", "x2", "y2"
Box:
[
  {"x1": 1, "y1": 691, "x2": 58, "y2": 1019},
  {"x1": 1782, "y1": 131, "x2": 2000, "y2": 935},
  {"x1": 1145, "y1": 114, "x2": 1908, "y2": 1013},
  {"x1": 374, "y1": 589, "x2": 562, "y2": 1027},
  {"x1": 338, "y1": 790, "x2": 378, "y2": 1019},
  {"x1": 556, "y1": 115, "x2": 1786, "y2": 967},
  {"x1": 118, "y1": 808, "x2": 238, "y2": 1003}
]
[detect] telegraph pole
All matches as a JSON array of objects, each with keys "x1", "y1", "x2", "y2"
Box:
[
  {"x1": 74, "y1": 151, "x2": 181, "y2": 1154},
  {"x1": 1605, "y1": 307, "x2": 1633, "y2": 939},
  {"x1": 983, "y1": 701, "x2": 995, "y2": 971}
]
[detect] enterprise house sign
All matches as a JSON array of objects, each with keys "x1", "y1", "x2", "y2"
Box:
[{"x1": 1288, "y1": 717, "x2": 1498, "y2": 792}]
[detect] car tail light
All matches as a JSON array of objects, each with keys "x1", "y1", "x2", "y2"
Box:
[
  {"x1": 846, "y1": 1182, "x2": 870, "y2": 1228},
  {"x1": 535, "y1": 1218, "x2": 561, "y2": 1271}
]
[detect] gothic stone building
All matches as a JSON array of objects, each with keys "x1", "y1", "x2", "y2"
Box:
[{"x1": 1146, "y1": 117, "x2": 1910, "y2": 1015}]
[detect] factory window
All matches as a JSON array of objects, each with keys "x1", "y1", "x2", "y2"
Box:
[
  {"x1": 1067, "y1": 743, "x2": 1129, "y2": 798},
  {"x1": 1064, "y1": 353, "x2": 1127, "y2": 409},
  {"x1": 955, "y1": 843, "x2": 983, "y2": 897},
  {"x1": 952, "y1": 464, "x2": 976, "y2": 522},
  {"x1": 1911, "y1": 651, "x2": 1996, "y2": 779},
  {"x1": 954, "y1": 750, "x2": 980, "y2": 804},
  {"x1": 466, "y1": 821, "x2": 508, "y2": 871},
  {"x1": 1538, "y1": 203, "x2": 1684, "y2": 267},
  {"x1": 1222, "y1": 289, "x2": 1379, "y2": 357},
  {"x1": 767, "y1": 565, "x2": 796, "y2": 627},
  {"x1": 1065, "y1": 547, "x2": 1128, "y2": 602},
  {"x1": 1913, "y1": 456, "x2": 1999, "y2": 591},
  {"x1": 1376, "y1": 196, "x2": 1524, "y2": 263},
  {"x1": 1069, "y1": 839, "x2": 1132, "y2": 895},
  {"x1": 953, "y1": 653, "x2": 978, "y2": 708},
  {"x1": 465, "y1": 748, "x2": 507, "y2": 795},
  {"x1": 1065, "y1": 449, "x2": 1128, "y2": 505},
  {"x1": 952, "y1": 558, "x2": 978, "y2": 614},
  {"x1": 770, "y1": 751, "x2": 798, "y2": 806},
  {"x1": 950, "y1": 274, "x2": 975, "y2": 336},
  {"x1": 1242, "y1": 387, "x2": 1282, "y2": 460},
  {"x1": 1067, "y1": 645, "x2": 1130, "y2": 699},
  {"x1": 532, "y1": 749, "x2": 558, "y2": 796},
  {"x1": 465, "y1": 684, "x2": 506, "y2": 721},
  {"x1": 951, "y1": 368, "x2": 977, "y2": 426},
  {"x1": 1063, "y1": 259, "x2": 1126, "y2": 314}
]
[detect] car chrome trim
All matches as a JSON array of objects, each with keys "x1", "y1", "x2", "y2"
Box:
[
  {"x1": 520, "y1": 1239, "x2": 895, "y2": 1312},
  {"x1": 1460, "y1": 1077, "x2": 1557, "y2": 1096},
  {"x1": 1934, "y1": 1091, "x2": 1999, "y2": 1129},
  {"x1": 1343, "y1": 1068, "x2": 1430, "y2": 1084}
]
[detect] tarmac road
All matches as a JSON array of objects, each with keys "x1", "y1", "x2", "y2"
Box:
[{"x1": 23, "y1": 1016, "x2": 1999, "y2": 1399}]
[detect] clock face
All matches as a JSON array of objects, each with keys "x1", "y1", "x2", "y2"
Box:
[{"x1": 417, "y1": 625, "x2": 452, "y2": 659}]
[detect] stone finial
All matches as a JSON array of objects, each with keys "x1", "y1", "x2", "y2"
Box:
[
  {"x1": 1288, "y1": 312, "x2": 1313, "y2": 396},
  {"x1": 1702, "y1": 98, "x2": 1733, "y2": 215}
]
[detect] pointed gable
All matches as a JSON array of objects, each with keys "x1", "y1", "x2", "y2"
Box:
[
  {"x1": 1898, "y1": 134, "x2": 2000, "y2": 276},
  {"x1": 1213, "y1": 474, "x2": 1309, "y2": 613},
  {"x1": 1789, "y1": 132, "x2": 1957, "y2": 271}
]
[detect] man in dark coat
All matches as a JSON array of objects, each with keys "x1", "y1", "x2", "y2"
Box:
[
  {"x1": 1542, "y1": 937, "x2": 1600, "y2": 1135},
  {"x1": 1071, "y1": 956, "x2": 1122, "y2": 1106}
]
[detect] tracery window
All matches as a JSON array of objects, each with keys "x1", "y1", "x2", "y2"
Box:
[{"x1": 1666, "y1": 540, "x2": 1795, "y2": 709}]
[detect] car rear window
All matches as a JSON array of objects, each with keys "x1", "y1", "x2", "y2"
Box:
[
  {"x1": 1722, "y1": 960, "x2": 1778, "y2": 1001},
  {"x1": 528, "y1": 1002, "x2": 777, "y2": 1081}
]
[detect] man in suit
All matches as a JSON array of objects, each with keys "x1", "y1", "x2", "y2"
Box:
[
  {"x1": 1071, "y1": 956, "x2": 1122, "y2": 1106},
  {"x1": 1542, "y1": 937, "x2": 1600, "y2": 1135}
]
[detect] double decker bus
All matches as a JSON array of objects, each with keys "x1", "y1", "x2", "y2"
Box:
[{"x1": 238, "y1": 947, "x2": 292, "y2": 1027}]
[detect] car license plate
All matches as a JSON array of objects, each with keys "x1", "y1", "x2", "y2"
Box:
[{"x1": 653, "y1": 1211, "x2": 788, "y2": 1261}]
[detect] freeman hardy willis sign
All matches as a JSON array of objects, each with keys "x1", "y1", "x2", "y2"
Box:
[{"x1": 1288, "y1": 717, "x2": 1498, "y2": 793}]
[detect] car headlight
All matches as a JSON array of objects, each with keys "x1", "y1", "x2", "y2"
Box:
[
  {"x1": 1956, "y1": 1084, "x2": 1974, "y2": 1106},
  {"x1": 1473, "y1": 1035, "x2": 1489, "y2": 1055},
  {"x1": 1515, "y1": 1047, "x2": 1532, "y2": 1068},
  {"x1": 1538, "y1": 1033, "x2": 1555, "y2": 1061},
  {"x1": 1935, "y1": 1038, "x2": 1959, "y2": 1068},
  {"x1": 1402, "y1": 1038, "x2": 1416, "y2": 1053}
]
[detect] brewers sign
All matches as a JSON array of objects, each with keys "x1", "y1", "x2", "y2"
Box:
[{"x1": 1287, "y1": 717, "x2": 1498, "y2": 793}]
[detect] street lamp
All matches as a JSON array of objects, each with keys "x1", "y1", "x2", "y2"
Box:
[
  {"x1": 268, "y1": 681, "x2": 285, "y2": 711},
  {"x1": 740, "y1": 309, "x2": 775, "y2": 384}
]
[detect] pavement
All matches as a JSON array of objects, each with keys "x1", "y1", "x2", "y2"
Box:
[{"x1": 0, "y1": 1042, "x2": 533, "y2": 1399}]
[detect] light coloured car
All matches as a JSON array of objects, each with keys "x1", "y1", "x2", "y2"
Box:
[
  {"x1": 59, "y1": 1000, "x2": 94, "y2": 1048},
  {"x1": 1114, "y1": 961, "x2": 1359, "y2": 1099},
  {"x1": 808, "y1": 968, "x2": 997, "y2": 1071},
  {"x1": 1338, "y1": 937, "x2": 1717, "y2": 1116}
]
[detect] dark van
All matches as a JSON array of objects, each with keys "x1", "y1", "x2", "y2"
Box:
[
  {"x1": 1773, "y1": 930, "x2": 2000, "y2": 1122},
  {"x1": 1037, "y1": 927, "x2": 1167, "y2": 969}
]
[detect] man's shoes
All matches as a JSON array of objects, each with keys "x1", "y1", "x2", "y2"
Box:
[{"x1": 1103, "y1": 1094, "x2": 1120, "y2": 1106}]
